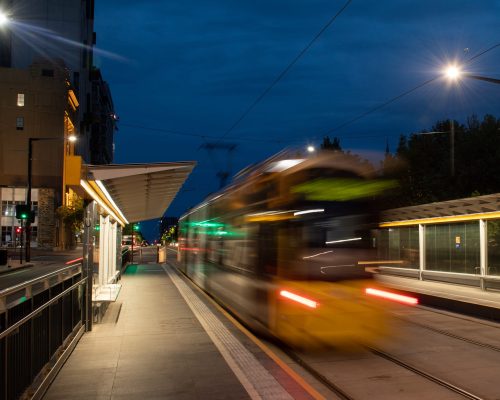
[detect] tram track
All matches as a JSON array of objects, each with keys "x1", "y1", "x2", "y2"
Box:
[
  {"x1": 367, "y1": 347, "x2": 485, "y2": 400},
  {"x1": 281, "y1": 346, "x2": 355, "y2": 400},
  {"x1": 395, "y1": 315, "x2": 500, "y2": 353},
  {"x1": 282, "y1": 344, "x2": 487, "y2": 400}
]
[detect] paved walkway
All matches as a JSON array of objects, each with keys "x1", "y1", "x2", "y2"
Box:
[{"x1": 44, "y1": 262, "x2": 318, "y2": 400}]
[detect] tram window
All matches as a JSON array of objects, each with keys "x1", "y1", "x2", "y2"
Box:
[{"x1": 258, "y1": 224, "x2": 278, "y2": 275}]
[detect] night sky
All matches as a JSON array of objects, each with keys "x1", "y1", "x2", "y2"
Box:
[{"x1": 93, "y1": 1, "x2": 500, "y2": 241}]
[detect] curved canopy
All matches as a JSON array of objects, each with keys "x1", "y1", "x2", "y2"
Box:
[{"x1": 87, "y1": 161, "x2": 196, "y2": 223}]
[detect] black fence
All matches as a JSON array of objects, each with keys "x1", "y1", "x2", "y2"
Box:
[{"x1": 0, "y1": 264, "x2": 86, "y2": 400}]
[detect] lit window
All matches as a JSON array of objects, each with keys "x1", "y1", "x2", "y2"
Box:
[
  {"x1": 17, "y1": 93, "x2": 24, "y2": 107},
  {"x1": 16, "y1": 117, "x2": 24, "y2": 130}
]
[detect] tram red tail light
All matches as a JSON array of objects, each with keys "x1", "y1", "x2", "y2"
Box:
[
  {"x1": 280, "y1": 290, "x2": 319, "y2": 309},
  {"x1": 365, "y1": 287, "x2": 418, "y2": 305}
]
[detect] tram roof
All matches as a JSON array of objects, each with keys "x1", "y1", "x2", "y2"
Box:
[{"x1": 86, "y1": 161, "x2": 196, "y2": 223}]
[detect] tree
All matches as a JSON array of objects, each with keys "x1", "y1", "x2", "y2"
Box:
[
  {"x1": 320, "y1": 136, "x2": 342, "y2": 151},
  {"x1": 161, "y1": 225, "x2": 178, "y2": 244},
  {"x1": 56, "y1": 194, "x2": 84, "y2": 249},
  {"x1": 382, "y1": 114, "x2": 500, "y2": 208}
]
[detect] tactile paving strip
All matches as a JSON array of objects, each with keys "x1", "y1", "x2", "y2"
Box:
[{"x1": 163, "y1": 265, "x2": 293, "y2": 400}]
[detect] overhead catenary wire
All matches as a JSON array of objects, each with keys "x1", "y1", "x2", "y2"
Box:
[
  {"x1": 215, "y1": 0, "x2": 352, "y2": 143},
  {"x1": 120, "y1": 122, "x2": 286, "y2": 144},
  {"x1": 319, "y1": 41, "x2": 500, "y2": 137},
  {"x1": 122, "y1": 41, "x2": 500, "y2": 147}
]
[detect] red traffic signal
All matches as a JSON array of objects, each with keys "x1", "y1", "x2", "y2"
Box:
[{"x1": 15, "y1": 227, "x2": 22, "y2": 234}]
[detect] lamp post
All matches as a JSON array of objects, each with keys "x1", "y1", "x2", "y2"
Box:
[
  {"x1": 444, "y1": 65, "x2": 500, "y2": 86},
  {"x1": 25, "y1": 135, "x2": 77, "y2": 261},
  {"x1": 437, "y1": 64, "x2": 500, "y2": 178},
  {"x1": 131, "y1": 223, "x2": 139, "y2": 263},
  {"x1": 420, "y1": 123, "x2": 455, "y2": 177}
]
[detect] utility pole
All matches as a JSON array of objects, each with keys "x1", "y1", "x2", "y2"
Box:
[
  {"x1": 450, "y1": 119, "x2": 455, "y2": 177},
  {"x1": 200, "y1": 142, "x2": 237, "y2": 189},
  {"x1": 26, "y1": 138, "x2": 34, "y2": 262}
]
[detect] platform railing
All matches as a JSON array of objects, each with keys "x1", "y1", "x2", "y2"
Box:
[{"x1": 0, "y1": 263, "x2": 86, "y2": 400}]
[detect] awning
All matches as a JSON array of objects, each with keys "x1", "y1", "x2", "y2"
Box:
[{"x1": 85, "y1": 162, "x2": 196, "y2": 223}]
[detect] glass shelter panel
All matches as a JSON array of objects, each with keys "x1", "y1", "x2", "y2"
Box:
[
  {"x1": 426, "y1": 222, "x2": 479, "y2": 274},
  {"x1": 378, "y1": 227, "x2": 419, "y2": 269},
  {"x1": 487, "y1": 220, "x2": 500, "y2": 276}
]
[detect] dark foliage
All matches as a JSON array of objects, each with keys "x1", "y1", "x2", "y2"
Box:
[{"x1": 381, "y1": 114, "x2": 500, "y2": 208}]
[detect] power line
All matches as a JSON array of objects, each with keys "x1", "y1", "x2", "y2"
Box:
[
  {"x1": 216, "y1": 0, "x2": 352, "y2": 142},
  {"x1": 123, "y1": 41, "x2": 500, "y2": 148},
  {"x1": 324, "y1": 77, "x2": 439, "y2": 136},
  {"x1": 467, "y1": 42, "x2": 500, "y2": 63},
  {"x1": 318, "y1": 41, "x2": 500, "y2": 137},
  {"x1": 120, "y1": 122, "x2": 286, "y2": 144}
]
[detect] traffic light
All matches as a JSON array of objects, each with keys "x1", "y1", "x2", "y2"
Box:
[
  {"x1": 15, "y1": 204, "x2": 30, "y2": 220},
  {"x1": 133, "y1": 223, "x2": 140, "y2": 231}
]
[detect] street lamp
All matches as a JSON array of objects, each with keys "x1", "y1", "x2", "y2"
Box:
[
  {"x1": 420, "y1": 126, "x2": 455, "y2": 177},
  {"x1": 0, "y1": 10, "x2": 10, "y2": 26},
  {"x1": 443, "y1": 63, "x2": 500, "y2": 85},
  {"x1": 25, "y1": 134, "x2": 77, "y2": 262},
  {"x1": 437, "y1": 64, "x2": 500, "y2": 178}
]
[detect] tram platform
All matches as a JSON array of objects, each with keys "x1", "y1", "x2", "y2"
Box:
[
  {"x1": 43, "y1": 260, "x2": 323, "y2": 400},
  {"x1": 376, "y1": 273, "x2": 500, "y2": 320}
]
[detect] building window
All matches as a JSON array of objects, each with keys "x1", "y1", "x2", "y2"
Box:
[
  {"x1": 1, "y1": 226, "x2": 13, "y2": 246},
  {"x1": 31, "y1": 226, "x2": 38, "y2": 244},
  {"x1": 41, "y1": 69, "x2": 54, "y2": 77},
  {"x1": 16, "y1": 117, "x2": 24, "y2": 130},
  {"x1": 17, "y1": 93, "x2": 25, "y2": 107}
]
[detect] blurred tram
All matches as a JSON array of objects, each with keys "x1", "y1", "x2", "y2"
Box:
[{"x1": 178, "y1": 150, "x2": 414, "y2": 348}]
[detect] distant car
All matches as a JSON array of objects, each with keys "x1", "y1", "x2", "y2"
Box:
[{"x1": 141, "y1": 240, "x2": 149, "y2": 247}]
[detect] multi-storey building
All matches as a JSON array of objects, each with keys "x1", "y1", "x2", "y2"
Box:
[
  {"x1": 90, "y1": 68, "x2": 116, "y2": 165},
  {"x1": 0, "y1": 0, "x2": 95, "y2": 161},
  {"x1": 0, "y1": 60, "x2": 79, "y2": 248},
  {"x1": 0, "y1": 1, "x2": 116, "y2": 248}
]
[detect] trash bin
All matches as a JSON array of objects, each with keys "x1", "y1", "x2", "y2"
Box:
[{"x1": 0, "y1": 249, "x2": 7, "y2": 265}]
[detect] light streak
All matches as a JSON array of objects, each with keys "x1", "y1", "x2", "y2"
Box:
[
  {"x1": 294, "y1": 209, "x2": 325, "y2": 216},
  {"x1": 279, "y1": 290, "x2": 318, "y2": 309},
  {"x1": 302, "y1": 250, "x2": 333, "y2": 259},
  {"x1": 365, "y1": 288, "x2": 418, "y2": 305},
  {"x1": 326, "y1": 237, "x2": 362, "y2": 244}
]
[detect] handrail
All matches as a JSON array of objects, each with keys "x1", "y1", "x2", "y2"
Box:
[
  {"x1": 0, "y1": 277, "x2": 86, "y2": 339},
  {"x1": 0, "y1": 263, "x2": 82, "y2": 298}
]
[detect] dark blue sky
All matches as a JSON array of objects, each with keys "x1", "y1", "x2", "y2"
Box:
[{"x1": 94, "y1": 0, "x2": 500, "y2": 240}]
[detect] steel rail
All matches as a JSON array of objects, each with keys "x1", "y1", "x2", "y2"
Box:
[
  {"x1": 0, "y1": 277, "x2": 86, "y2": 340},
  {"x1": 368, "y1": 347, "x2": 484, "y2": 400},
  {"x1": 0, "y1": 263, "x2": 82, "y2": 297},
  {"x1": 395, "y1": 316, "x2": 500, "y2": 353},
  {"x1": 281, "y1": 347, "x2": 355, "y2": 400}
]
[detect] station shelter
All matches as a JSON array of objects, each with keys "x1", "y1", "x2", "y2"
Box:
[
  {"x1": 377, "y1": 193, "x2": 500, "y2": 292},
  {"x1": 65, "y1": 157, "x2": 196, "y2": 329}
]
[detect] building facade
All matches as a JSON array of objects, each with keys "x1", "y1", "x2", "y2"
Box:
[
  {"x1": 0, "y1": 1, "x2": 115, "y2": 249},
  {"x1": 0, "y1": 60, "x2": 79, "y2": 248}
]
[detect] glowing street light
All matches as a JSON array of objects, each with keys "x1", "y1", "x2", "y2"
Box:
[
  {"x1": 443, "y1": 63, "x2": 500, "y2": 85},
  {"x1": 444, "y1": 64, "x2": 462, "y2": 81},
  {"x1": 0, "y1": 11, "x2": 9, "y2": 26},
  {"x1": 307, "y1": 145, "x2": 315, "y2": 153},
  {"x1": 68, "y1": 135, "x2": 77, "y2": 142}
]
